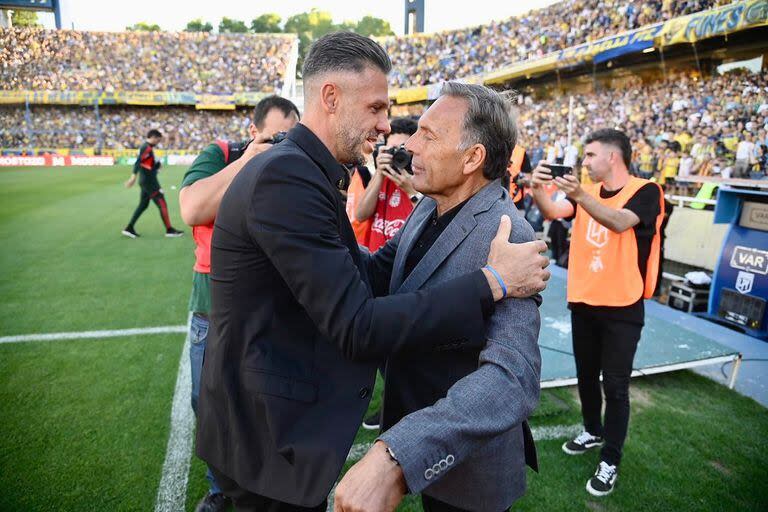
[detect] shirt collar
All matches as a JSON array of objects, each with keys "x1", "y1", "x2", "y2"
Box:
[{"x1": 286, "y1": 123, "x2": 350, "y2": 191}]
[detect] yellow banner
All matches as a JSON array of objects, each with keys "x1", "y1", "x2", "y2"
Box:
[
  {"x1": 658, "y1": 0, "x2": 768, "y2": 46},
  {"x1": 0, "y1": 91, "x2": 27, "y2": 104},
  {"x1": 484, "y1": 54, "x2": 559, "y2": 85},
  {"x1": 0, "y1": 89, "x2": 270, "y2": 108},
  {"x1": 123, "y1": 91, "x2": 171, "y2": 106},
  {"x1": 393, "y1": 86, "x2": 428, "y2": 104},
  {"x1": 195, "y1": 94, "x2": 236, "y2": 110}
]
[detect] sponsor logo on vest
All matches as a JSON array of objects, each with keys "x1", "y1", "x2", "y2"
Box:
[
  {"x1": 371, "y1": 218, "x2": 406, "y2": 239},
  {"x1": 586, "y1": 218, "x2": 609, "y2": 248},
  {"x1": 389, "y1": 189, "x2": 401, "y2": 208},
  {"x1": 729, "y1": 246, "x2": 768, "y2": 275},
  {"x1": 589, "y1": 254, "x2": 604, "y2": 273},
  {"x1": 735, "y1": 271, "x2": 754, "y2": 294}
]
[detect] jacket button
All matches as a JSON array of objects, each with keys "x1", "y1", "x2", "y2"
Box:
[
  {"x1": 446, "y1": 454, "x2": 455, "y2": 465},
  {"x1": 358, "y1": 387, "x2": 370, "y2": 399},
  {"x1": 424, "y1": 468, "x2": 434, "y2": 480}
]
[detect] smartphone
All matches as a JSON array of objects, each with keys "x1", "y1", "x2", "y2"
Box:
[{"x1": 542, "y1": 163, "x2": 573, "y2": 178}]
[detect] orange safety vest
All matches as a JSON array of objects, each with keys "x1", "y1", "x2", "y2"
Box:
[
  {"x1": 567, "y1": 176, "x2": 664, "y2": 306},
  {"x1": 345, "y1": 171, "x2": 372, "y2": 246},
  {"x1": 192, "y1": 140, "x2": 244, "y2": 274},
  {"x1": 507, "y1": 145, "x2": 526, "y2": 203}
]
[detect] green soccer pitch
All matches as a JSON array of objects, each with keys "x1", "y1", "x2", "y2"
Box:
[{"x1": 1, "y1": 165, "x2": 766, "y2": 512}]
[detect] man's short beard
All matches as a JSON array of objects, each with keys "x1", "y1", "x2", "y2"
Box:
[{"x1": 336, "y1": 119, "x2": 367, "y2": 166}]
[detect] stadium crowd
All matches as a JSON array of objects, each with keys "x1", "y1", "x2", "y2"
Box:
[
  {"x1": 384, "y1": 0, "x2": 720, "y2": 88},
  {"x1": 0, "y1": 105, "x2": 247, "y2": 151},
  {"x1": 4, "y1": 68, "x2": 766, "y2": 183},
  {"x1": 517, "y1": 69, "x2": 768, "y2": 183},
  {"x1": 0, "y1": 28, "x2": 293, "y2": 93}
]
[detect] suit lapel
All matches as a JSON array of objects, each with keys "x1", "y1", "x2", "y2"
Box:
[{"x1": 396, "y1": 182, "x2": 503, "y2": 294}]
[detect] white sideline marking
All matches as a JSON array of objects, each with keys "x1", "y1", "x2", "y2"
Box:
[
  {"x1": 327, "y1": 423, "x2": 584, "y2": 510},
  {"x1": 0, "y1": 325, "x2": 187, "y2": 344},
  {"x1": 154, "y1": 316, "x2": 194, "y2": 512}
]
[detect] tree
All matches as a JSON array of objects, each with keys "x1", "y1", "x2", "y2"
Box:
[
  {"x1": 280, "y1": 9, "x2": 394, "y2": 77},
  {"x1": 251, "y1": 13, "x2": 282, "y2": 33},
  {"x1": 126, "y1": 22, "x2": 161, "y2": 31},
  {"x1": 185, "y1": 19, "x2": 213, "y2": 32},
  {"x1": 218, "y1": 17, "x2": 248, "y2": 33},
  {"x1": 11, "y1": 10, "x2": 40, "y2": 27},
  {"x1": 356, "y1": 15, "x2": 394, "y2": 37},
  {"x1": 284, "y1": 9, "x2": 335, "y2": 39}
]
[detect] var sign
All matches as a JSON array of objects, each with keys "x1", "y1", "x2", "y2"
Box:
[{"x1": 730, "y1": 246, "x2": 768, "y2": 275}]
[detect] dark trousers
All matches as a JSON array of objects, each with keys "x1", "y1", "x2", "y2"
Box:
[
  {"x1": 209, "y1": 466, "x2": 326, "y2": 512},
  {"x1": 571, "y1": 309, "x2": 642, "y2": 466},
  {"x1": 127, "y1": 188, "x2": 171, "y2": 230}
]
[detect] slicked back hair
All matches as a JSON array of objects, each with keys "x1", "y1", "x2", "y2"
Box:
[
  {"x1": 302, "y1": 31, "x2": 391, "y2": 84},
  {"x1": 440, "y1": 82, "x2": 518, "y2": 180}
]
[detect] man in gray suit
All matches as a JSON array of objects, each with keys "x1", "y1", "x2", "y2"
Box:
[{"x1": 335, "y1": 82, "x2": 541, "y2": 512}]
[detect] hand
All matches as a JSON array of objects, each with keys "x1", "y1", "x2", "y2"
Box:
[
  {"x1": 244, "y1": 139, "x2": 273, "y2": 161},
  {"x1": 380, "y1": 168, "x2": 417, "y2": 197},
  {"x1": 124, "y1": 175, "x2": 136, "y2": 188},
  {"x1": 484, "y1": 215, "x2": 550, "y2": 300},
  {"x1": 553, "y1": 174, "x2": 584, "y2": 201},
  {"x1": 530, "y1": 164, "x2": 553, "y2": 190},
  {"x1": 334, "y1": 441, "x2": 406, "y2": 512},
  {"x1": 375, "y1": 149, "x2": 393, "y2": 171}
]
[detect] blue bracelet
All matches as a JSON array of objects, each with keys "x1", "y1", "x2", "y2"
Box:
[{"x1": 484, "y1": 265, "x2": 508, "y2": 298}]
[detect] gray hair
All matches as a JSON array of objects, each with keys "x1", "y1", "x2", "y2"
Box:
[
  {"x1": 303, "y1": 31, "x2": 391, "y2": 81},
  {"x1": 440, "y1": 82, "x2": 518, "y2": 180}
]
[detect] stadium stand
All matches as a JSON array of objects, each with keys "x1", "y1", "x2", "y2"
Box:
[
  {"x1": 3, "y1": 69, "x2": 765, "y2": 177},
  {"x1": 0, "y1": 105, "x2": 246, "y2": 151},
  {"x1": 382, "y1": 0, "x2": 720, "y2": 88},
  {"x1": 518, "y1": 69, "x2": 768, "y2": 183},
  {"x1": 0, "y1": 28, "x2": 294, "y2": 93}
]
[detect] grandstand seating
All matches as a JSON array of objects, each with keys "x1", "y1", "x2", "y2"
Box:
[
  {"x1": 0, "y1": 28, "x2": 294, "y2": 93},
  {"x1": 382, "y1": 0, "x2": 720, "y2": 88}
]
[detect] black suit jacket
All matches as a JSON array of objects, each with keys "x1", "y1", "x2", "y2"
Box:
[{"x1": 195, "y1": 124, "x2": 493, "y2": 506}]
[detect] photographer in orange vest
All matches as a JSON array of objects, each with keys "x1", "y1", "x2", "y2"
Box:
[{"x1": 530, "y1": 129, "x2": 664, "y2": 497}]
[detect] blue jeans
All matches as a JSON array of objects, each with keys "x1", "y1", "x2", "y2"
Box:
[{"x1": 189, "y1": 312, "x2": 222, "y2": 495}]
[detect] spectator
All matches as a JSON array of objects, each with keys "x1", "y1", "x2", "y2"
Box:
[{"x1": 0, "y1": 28, "x2": 293, "y2": 94}]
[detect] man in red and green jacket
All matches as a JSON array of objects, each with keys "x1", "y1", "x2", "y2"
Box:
[
  {"x1": 122, "y1": 129, "x2": 184, "y2": 238},
  {"x1": 179, "y1": 96, "x2": 299, "y2": 512}
]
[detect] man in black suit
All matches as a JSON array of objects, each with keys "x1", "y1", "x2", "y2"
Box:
[{"x1": 195, "y1": 32, "x2": 551, "y2": 511}]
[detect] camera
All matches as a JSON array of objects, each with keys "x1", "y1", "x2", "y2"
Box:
[
  {"x1": 268, "y1": 131, "x2": 287, "y2": 145},
  {"x1": 379, "y1": 144, "x2": 414, "y2": 175}
]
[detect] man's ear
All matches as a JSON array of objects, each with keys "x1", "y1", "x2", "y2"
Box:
[
  {"x1": 247, "y1": 123, "x2": 259, "y2": 141},
  {"x1": 320, "y1": 82, "x2": 339, "y2": 114},
  {"x1": 463, "y1": 143, "x2": 486, "y2": 175}
]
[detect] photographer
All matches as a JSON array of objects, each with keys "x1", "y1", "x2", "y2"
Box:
[
  {"x1": 178, "y1": 95, "x2": 300, "y2": 512},
  {"x1": 530, "y1": 129, "x2": 664, "y2": 497},
  {"x1": 355, "y1": 117, "x2": 420, "y2": 252}
]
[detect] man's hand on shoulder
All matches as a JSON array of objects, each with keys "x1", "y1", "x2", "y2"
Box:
[
  {"x1": 484, "y1": 215, "x2": 550, "y2": 300},
  {"x1": 334, "y1": 441, "x2": 406, "y2": 512}
]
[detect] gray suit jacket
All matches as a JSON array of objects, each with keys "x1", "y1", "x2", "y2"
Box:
[{"x1": 378, "y1": 181, "x2": 542, "y2": 511}]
